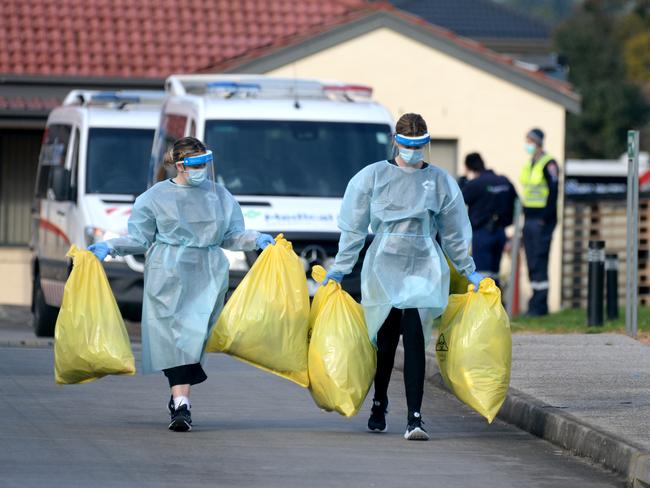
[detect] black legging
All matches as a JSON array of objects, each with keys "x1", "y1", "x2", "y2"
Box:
[{"x1": 373, "y1": 308, "x2": 425, "y2": 414}]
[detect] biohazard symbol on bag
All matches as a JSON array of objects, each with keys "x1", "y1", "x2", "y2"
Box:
[
  {"x1": 435, "y1": 278, "x2": 511, "y2": 423},
  {"x1": 435, "y1": 333, "x2": 449, "y2": 353}
]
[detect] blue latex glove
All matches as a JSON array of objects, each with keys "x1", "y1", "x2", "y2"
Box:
[
  {"x1": 323, "y1": 270, "x2": 345, "y2": 285},
  {"x1": 256, "y1": 234, "x2": 275, "y2": 250},
  {"x1": 88, "y1": 242, "x2": 110, "y2": 262},
  {"x1": 467, "y1": 271, "x2": 486, "y2": 293}
]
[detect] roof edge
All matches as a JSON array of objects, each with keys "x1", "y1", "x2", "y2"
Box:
[
  {"x1": 218, "y1": 10, "x2": 580, "y2": 113},
  {"x1": 0, "y1": 74, "x2": 164, "y2": 87}
]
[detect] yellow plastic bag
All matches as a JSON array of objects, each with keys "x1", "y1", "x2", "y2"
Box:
[
  {"x1": 206, "y1": 234, "x2": 310, "y2": 387},
  {"x1": 307, "y1": 266, "x2": 377, "y2": 417},
  {"x1": 447, "y1": 256, "x2": 469, "y2": 295},
  {"x1": 435, "y1": 278, "x2": 511, "y2": 423},
  {"x1": 54, "y1": 246, "x2": 136, "y2": 385}
]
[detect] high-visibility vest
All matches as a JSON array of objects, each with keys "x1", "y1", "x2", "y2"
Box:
[{"x1": 520, "y1": 153, "x2": 554, "y2": 208}]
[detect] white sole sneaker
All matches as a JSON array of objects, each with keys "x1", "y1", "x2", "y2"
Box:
[
  {"x1": 367, "y1": 423, "x2": 388, "y2": 433},
  {"x1": 404, "y1": 427, "x2": 430, "y2": 440},
  {"x1": 169, "y1": 418, "x2": 192, "y2": 432}
]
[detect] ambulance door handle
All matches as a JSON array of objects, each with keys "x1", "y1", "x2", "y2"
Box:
[{"x1": 56, "y1": 210, "x2": 66, "y2": 217}]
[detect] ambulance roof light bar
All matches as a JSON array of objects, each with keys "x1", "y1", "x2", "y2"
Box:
[
  {"x1": 63, "y1": 90, "x2": 165, "y2": 108},
  {"x1": 206, "y1": 81, "x2": 262, "y2": 98},
  {"x1": 165, "y1": 75, "x2": 374, "y2": 102},
  {"x1": 322, "y1": 84, "x2": 373, "y2": 102}
]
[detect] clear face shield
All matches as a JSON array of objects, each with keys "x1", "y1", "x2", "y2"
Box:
[
  {"x1": 393, "y1": 133, "x2": 431, "y2": 166},
  {"x1": 179, "y1": 150, "x2": 217, "y2": 192}
]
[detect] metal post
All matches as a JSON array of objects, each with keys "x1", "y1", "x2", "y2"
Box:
[
  {"x1": 506, "y1": 199, "x2": 523, "y2": 317},
  {"x1": 587, "y1": 240, "x2": 605, "y2": 326},
  {"x1": 626, "y1": 130, "x2": 639, "y2": 337},
  {"x1": 605, "y1": 253, "x2": 619, "y2": 320}
]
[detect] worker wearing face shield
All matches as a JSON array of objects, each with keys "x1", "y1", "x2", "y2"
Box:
[
  {"x1": 89, "y1": 136, "x2": 274, "y2": 432},
  {"x1": 324, "y1": 113, "x2": 484, "y2": 441}
]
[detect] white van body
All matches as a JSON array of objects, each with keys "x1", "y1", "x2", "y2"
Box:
[
  {"x1": 149, "y1": 75, "x2": 394, "y2": 296},
  {"x1": 31, "y1": 90, "x2": 163, "y2": 336}
]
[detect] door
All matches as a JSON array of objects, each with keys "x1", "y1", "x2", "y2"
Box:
[
  {"x1": 55, "y1": 126, "x2": 79, "y2": 260},
  {"x1": 34, "y1": 123, "x2": 73, "y2": 305},
  {"x1": 428, "y1": 139, "x2": 458, "y2": 176},
  {"x1": 0, "y1": 129, "x2": 42, "y2": 246}
]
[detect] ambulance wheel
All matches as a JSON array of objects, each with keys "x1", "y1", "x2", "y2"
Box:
[{"x1": 32, "y1": 276, "x2": 58, "y2": 337}]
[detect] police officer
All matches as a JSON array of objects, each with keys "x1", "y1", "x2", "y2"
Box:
[
  {"x1": 520, "y1": 128, "x2": 560, "y2": 316},
  {"x1": 462, "y1": 152, "x2": 517, "y2": 287}
]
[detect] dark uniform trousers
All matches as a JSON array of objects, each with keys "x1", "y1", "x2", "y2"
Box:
[
  {"x1": 472, "y1": 226, "x2": 507, "y2": 284},
  {"x1": 522, "y1": 218, "x2": 556, "y2": 315}
]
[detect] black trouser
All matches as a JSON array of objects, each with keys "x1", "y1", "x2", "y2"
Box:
[
  {"x1": 522, "y1": 217, "x2": 556, "y2": 315},
  {"x1": 472, "y1": 226, "x2": 507, "y2": 287},
  {"x1": 373, "y1": 308, "x2": 425, "y2": 414},
  {"x1": 163, "y1": 363, "x2": 207, "y2": 388}
]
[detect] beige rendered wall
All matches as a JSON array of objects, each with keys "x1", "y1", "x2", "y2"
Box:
[
  {"x1": 0, "y1": 248, "x2": 32, "y2": 305},
  {"x1": 268, "y1": 28, "x2": 567, "y2": 311}
]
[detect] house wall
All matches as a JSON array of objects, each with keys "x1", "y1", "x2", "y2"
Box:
[{"x1": 268, "y1": 27, "x2": 566, "y2": 311}]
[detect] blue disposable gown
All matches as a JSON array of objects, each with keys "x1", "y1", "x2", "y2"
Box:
[
  {"x1": 331, "y1": 161, "x2": 476, "y2": 345},
  {"x1": 107, "y1": 179, "x2": 259, "y2": 373}
]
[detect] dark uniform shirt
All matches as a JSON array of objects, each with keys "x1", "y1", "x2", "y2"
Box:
[
  {"x1": 522, "y1": 156, "x2": 560, "y2": 224},
  {"x1": 462, "y1": 169, "x2": 517, "y2": 230}
]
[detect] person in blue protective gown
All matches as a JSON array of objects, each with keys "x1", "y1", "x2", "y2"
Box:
[
  {"x1": 324, "y1": 114, "x2": 485, "y2": 441},
  {"x1": 88, "y1": 137, "x2": 274, "y2": 432}
]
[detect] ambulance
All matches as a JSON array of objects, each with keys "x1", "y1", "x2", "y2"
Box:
[
  {"x1": 31, "y1": 90, "x2": 163, "y2": 336},
  {"x1": 149, "y1": 75, "x2": 394, "y2": 297}
]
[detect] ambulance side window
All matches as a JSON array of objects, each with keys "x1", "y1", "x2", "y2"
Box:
[
  {"x1": 153, "y1": 114, "x2": 187, "y2": 183},
  {"x1": 35, "y1": 124, "x2": 72, "y2": 199}
]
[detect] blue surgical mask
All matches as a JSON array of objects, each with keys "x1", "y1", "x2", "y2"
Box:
[
  {"x1": 399, "y1": 148, "x2": 424, "y2": 165},
  {"x1": 525, "y1": 143, "x2": 536, "y2": 155},
  {"x1": 186, "y1": 167, "x2": 208, "y2": 186}
]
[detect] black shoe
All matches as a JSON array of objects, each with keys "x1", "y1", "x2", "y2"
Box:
[
  {"x1": 404, "y1": 412, "x2": 429, "y2": 441},
  {"x1": 367, "y1": 399, "x2": 388, "y2": 433},
  {"x1": 169, "y1": 404, "x2": 192, "y2": 432},
  {"x1": 167, "y1": 395, "x2": 175, "y2": 414}
]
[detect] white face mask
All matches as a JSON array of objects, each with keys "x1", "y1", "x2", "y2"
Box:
[{"x1": 399, "y1": 148, "x2": 424, "y2": 165}]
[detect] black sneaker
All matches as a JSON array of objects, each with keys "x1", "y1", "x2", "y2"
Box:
[
  {"x1": 367, "y1": 399, "x2": 388, "y2": 433},
  {"x1": 169, "y1": 404, "x2": 192, "y2": 432},
  {"x1": 404, "y1": 412, "x2": 429, "y2": 440},
  {"x1": 167, "y1": 395, "x2": 175, "y2": 414}
]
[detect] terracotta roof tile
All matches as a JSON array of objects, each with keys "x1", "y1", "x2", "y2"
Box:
[
  {"x1": 0, "y1": 95, "x2": 61, "y2": 111},
  {"x1": 0, "y1": 0, "x2": 367, "y2": 79},
  {"x1": 1, "y1": 0, "x2": 575, "y2": 104}
]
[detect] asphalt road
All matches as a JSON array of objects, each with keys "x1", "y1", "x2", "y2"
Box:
[{"x1": 0, "y1": 347, "x2": 623, "y2": 488}]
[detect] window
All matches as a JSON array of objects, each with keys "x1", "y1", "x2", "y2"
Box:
[
  {"x1": 203, "y1": 120, "x2": 392, "y2": 197},
  {"x1": 35, "y1": 124, "x2": 71, "y2": 198},
  {"x1": 85, "y1": 128, "x2": 155, "y2": 196},
  {"x1": 69, "y1": 127, "x2": 80, "y2": 201},
  {"x1": 151, "y1": 114, "x2": 188, "y2": 183}
]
